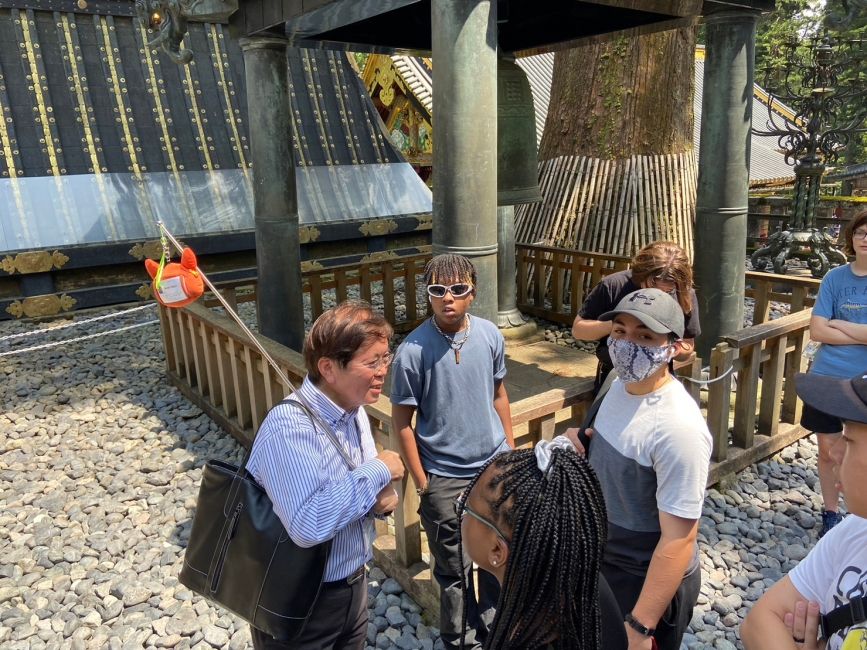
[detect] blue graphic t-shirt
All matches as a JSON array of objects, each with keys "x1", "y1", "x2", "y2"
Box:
[{"x1": 811, "y1": 263, "x2": 867, "y2": 379}]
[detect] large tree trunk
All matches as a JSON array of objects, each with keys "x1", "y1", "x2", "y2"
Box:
[
  {"x1": 519, "y1": 27, "x2": 698, "y2": 258},
  {"x1": 540, "y1": 28, "x2": 695, "y2": 159}
]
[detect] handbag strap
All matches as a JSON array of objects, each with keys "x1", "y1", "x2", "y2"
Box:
[
  {"x1": 282, "y1": 397, "x2": 358, "y2": 470},
  {"x1": 575, "y1": 370, "x2": 616, "y2": 457},
  {"x1": 235, "y1": 396, "x2": 358, "y2": 484}
]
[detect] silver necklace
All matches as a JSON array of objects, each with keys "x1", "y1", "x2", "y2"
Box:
[{"x1": 431, "y1": 315, "x2": 471, "y2": 364}]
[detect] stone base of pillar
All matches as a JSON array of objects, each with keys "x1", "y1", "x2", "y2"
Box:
[
  {"x1": 497, "y1": 308, "x2": 528, "y2": 329},
  {"x1": 497, "y1": 311, "x2": 540, "y2": 344}
]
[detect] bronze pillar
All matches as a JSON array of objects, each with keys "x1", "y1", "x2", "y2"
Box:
[
  {"x1": 694, "y1": 9, "x2": 760, "y2": 359},
  {"x1": 240, "y1": 36, "x2": 304, "y2": 351},
  {"x1": 431, "y1": 0, "x2": 499, "y2": 322}
]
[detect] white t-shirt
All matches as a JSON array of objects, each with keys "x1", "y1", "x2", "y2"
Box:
[
  {"x1": 589, "y1": 377, "x2": 712, "y2": 574},
  {"x1": 789, "y1": 515, "x2": 867, "y2": 650}
]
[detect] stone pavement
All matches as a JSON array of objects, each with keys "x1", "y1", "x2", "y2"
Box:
[{"x1": 0, "y1": 304, "x2": 832, "y2": 649}]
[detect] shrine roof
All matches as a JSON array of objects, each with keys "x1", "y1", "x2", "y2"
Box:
[{"x1": 0, "y1": 6, "x2": 430, "y2": 253}]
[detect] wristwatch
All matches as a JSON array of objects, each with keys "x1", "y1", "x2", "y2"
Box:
[{"x1": 625, "y1": 612, "x2": 655, "y2": 637}]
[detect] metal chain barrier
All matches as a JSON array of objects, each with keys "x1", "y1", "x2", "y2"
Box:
[{"x1": 680, "y1": 364, "x2": 736, "y2": 386}]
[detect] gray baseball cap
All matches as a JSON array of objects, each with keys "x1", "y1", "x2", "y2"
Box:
[{"x1": 599, "y1": 288, "x2": 685, "y2": 339}]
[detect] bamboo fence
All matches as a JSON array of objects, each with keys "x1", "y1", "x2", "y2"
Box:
[{"x1": 515, "y1": 152, "x2": 697, "y2": 259}]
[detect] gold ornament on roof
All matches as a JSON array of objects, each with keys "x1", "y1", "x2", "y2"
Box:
[
  {"x1": 300, "y1": 260, "x2": 324, "y2": 273},
  {"x1": 361, "y1": 251, "x2": 399, "y2": 263},
  {"x1": 6, "y1": 293, "x2": 76, "y2": 319},
  {"x1": 299, "y1": 225, "x2": 321, "y2": 244},
  {"x1": 359, "y1": 219, "x2": 398, "y2": 237},
  {"x1": 0, "y1": 250, "x2": 69, "y2": 275},
  {"x1": 129, "y1": 239, "x2": 177, "y2": 260},
  {"x1": 375, "y1": 64, "x2": 398, "y2": 107},
  {"x1": 135, "y1": 284, "x2": 154, "y2": 300}
]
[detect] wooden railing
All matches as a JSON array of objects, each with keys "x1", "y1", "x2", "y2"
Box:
[
  {"x1": 516, "y1": 242, "x2": 821, "y2": 328},
  {"x1": 159, "y1": 301, "x2": 307, "y2": 443},
  {"x1": 516, "y1": 244, "x2": 630, "y2": 325},
  {"x1": 202, "y1": 251, "x2": 433, "y2": 334},
  {"x1": 364, "y1": 379, "x2": 595, "y2": 614},
  {"x1": 703, "y1": 309, "x2": 811, "y2": 483},
  {"x1": 744, "y1": 271, "x2": 819, "y2": 325}
]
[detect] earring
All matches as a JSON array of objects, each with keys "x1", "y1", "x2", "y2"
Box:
[{"x1": 491, "y1": 560, "x2": 497, "y2": 566}]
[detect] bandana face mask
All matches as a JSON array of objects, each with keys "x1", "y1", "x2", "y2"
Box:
[{"x1": 607, "y1": 337, "x2": 674, "y2": 383}]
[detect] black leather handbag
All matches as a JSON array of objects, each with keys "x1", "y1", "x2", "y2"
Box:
[{"x1": 179, "y1": 399, "x2": 356, "y2": 642}]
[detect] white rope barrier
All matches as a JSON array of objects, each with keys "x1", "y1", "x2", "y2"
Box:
[
  {"x1": 0, "y1": 320, "x2": 160, "y2": 357},
  {"x1": 0, "y1": 303, "x2": 157, "y2": 344}
]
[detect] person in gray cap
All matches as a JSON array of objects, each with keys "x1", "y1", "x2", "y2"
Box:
[
  {"x1": 565, "y1": 288, "x2": 712, "y2": 650},
  {"x1": 742, "y1": 372, "x2": 867, "y2": 650}
]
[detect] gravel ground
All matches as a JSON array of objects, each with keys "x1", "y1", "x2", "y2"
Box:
[{"x1": 0, "y1": 301, "x2": 830, "y2": 649}]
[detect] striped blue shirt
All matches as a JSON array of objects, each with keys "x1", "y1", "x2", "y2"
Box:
[{"x1": 247, "y1": 377, "x2": 392, "y2": 581}]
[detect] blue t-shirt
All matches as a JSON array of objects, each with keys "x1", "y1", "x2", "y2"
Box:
[
  {"x1": 811, "y1": 263, "x2": 867, "y2": 379},
  {"x1": 390, "y1": 316, "x2": 509, "y2": 478}
]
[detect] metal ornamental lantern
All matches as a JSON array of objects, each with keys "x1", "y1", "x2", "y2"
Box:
[{"x1": 497, "y1": 58, "x2": 543, "y2": 206}]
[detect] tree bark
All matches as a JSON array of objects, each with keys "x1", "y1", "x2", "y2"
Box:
[{"x1": 539, "y1": 27, "x2": 696, "y2": 161}]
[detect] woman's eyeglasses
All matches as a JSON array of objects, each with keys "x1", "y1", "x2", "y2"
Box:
[
  {"x1": 358, "y1": 352, "x2": 393, "y2": 372},
  {"x1": 649, "y1": 275, "x2": 678, "y2": 297},
  {"x1": 854, "y1": 228, "x2": 867, "y2": 241},
  {"x1": 427, "y1": 283, "x2": 473, "y2": 299},
  {"x1": 456, "y1": 499, "x2": 510, "y2": 544}
]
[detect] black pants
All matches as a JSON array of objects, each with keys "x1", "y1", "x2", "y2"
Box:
[
  {"x1": 251, "y1": 570, "x2": 368, "y2": 650},
  {"x1": 419, "y1": 474, "x2": 500, "y2": 650},
  {"x1": 602, "y1": 561, "x2": 701, "y2": 650}
]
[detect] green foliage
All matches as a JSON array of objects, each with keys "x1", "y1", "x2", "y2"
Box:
[
  {"x1": 352, "y1": 52, "x2": 370, "y2": 71},
  {"x1": 754, "y1": 0, "x2": 822, "y2": 88}
]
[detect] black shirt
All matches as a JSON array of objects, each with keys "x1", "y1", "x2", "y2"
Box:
[
  {"x1": 537, "y1": 575, "x2": 627, "y2": 649},
  {"x1": 578, "y1": 269, "x2": 701, "y2": 369}
]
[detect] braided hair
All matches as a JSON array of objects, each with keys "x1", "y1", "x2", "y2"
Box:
[
  {"x1": 424, "y1": 253, "x2": 477, "y2": 287},
  {"x1": 458, "y1": 448, "x2": 608, "y2": 650}
]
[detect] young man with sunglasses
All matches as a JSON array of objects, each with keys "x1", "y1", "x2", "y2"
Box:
[{"x1": 391, "y1": 253, "x2": 514, "y2": 649}]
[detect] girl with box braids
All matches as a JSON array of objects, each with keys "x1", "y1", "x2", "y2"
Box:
[{"x1": 457, "y1": 446, "x2": 609, "y2": 650}]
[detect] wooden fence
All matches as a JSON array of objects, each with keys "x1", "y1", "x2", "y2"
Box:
[
  {"x1": 156, "y1": 243, "x2": 822, "y2": 618},
  {"x1": 515, "y1": 242, "x2": 821, "y2": 328},
  {"x1": 745, "y1": 271, "x2": 819, "y2": 325},
  {"x1": 202, "y1": 252, "x2": 433, "y2": 334},
  {"x1": 157, "y1": 295, "x2": 814, "y2": 614},
  {"x1": 704, "y1": 309, "x2": 812, "y2": 483},
  {"x1": 516, "y1": 244, "x2": 630, "y2": 325},
  {"x1": 157, "y1": 299, "x2": 596, "y2": 614}
]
